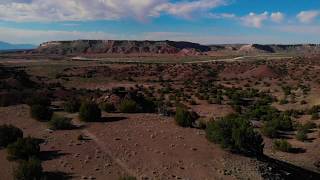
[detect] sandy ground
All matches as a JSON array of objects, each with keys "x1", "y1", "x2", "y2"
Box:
[
  {"x1": 0, "y1": 105, "x2": 126, "y2": 180},
  {"x1": 0, "y1": 105, "x2": 264, "y2": 180}
]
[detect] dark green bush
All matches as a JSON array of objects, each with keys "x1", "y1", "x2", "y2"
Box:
[
  {"x1": 0, "y1": 124, "x2": 23, "y2": 148},
  {"x1": 279, "y1": 99, "x2": 288, "y2": 105},
  {"x1": 7, "y1": 137, "x2": 41, "y2": 160},
  {"x1": 13, "y1": 157, "x2": 43, "y2": 180},
  {"x1": 273, "y1": 139, "x2": 292, "y2": 152},
  {"x1": 175, "y1": 107, "x2": 198, "y2": 127},
  {"x1": 296, "y1": 129, "x2": 308, "y2": 141},
  {"x1": 30, "y1": 105, "x2": 52, "y2": 121},
  {"x1": 119, "y1": 99, "x2": 138, "y2": 113},
  {"x1": 49, "y1": 115, "x2": 73, "y2": 130},
  {"x1": 206, "y1": 114, "x2": 264, "y2": 156},
  {"x1": 311, "y1": 112, "x2": 319, "y2": 120},
  {"x1": 63, "y1": 98, "x2": 80, "y2": 113},
  {"x1": 261, "y1": 114, "x2": 293, "y2": 138},
  {"x1": 79, "y1": 102, "x2": 101, "y2": 122},
  {"x1": 262, "y1": 122, "x2": 278, "y2": 138},
  {"x1": 302, "y1": 121, "x2": 317, "y2": 130},
  {"x1": 26, "y1": 96, "x2": 51, "y2": 107},
  {"x1": 100, "y1": 102, "x2": 115, "y2": 112}
]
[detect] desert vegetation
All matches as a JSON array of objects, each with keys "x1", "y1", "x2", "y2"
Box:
[{"x1": 1, "y1": 53, "x2": 320, "y2": 179}]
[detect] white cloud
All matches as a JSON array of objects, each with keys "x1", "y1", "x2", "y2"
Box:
[
  {"x1": 242, "y1": 12, "x2": 269, "y2": 28},
  {"x1": 297, "y1": 10, "x2": 319, "y2": 23},
  {"x1": 155, "y1": 0, "x2": 226, "y2": 19},
  {"x1": 208, "y1": 13, "x2": 236, "y2": 19},
  {"x1": 0, "y1": 0, "x2": 226, "y2": 22},
  {"x1": 271, "y1": 12, "x2": 284, "y2": 23}
]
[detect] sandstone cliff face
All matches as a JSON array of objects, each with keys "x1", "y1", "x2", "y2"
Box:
[
  {"x1": 34, "y1": 40, "x2": 320, "y2": 56},
  {"x1": 35, "y1": 40, "x2": 210, "y2": 55},
  {"x1": 210, "y1": 44, "x2": 320, "y2": 55}
]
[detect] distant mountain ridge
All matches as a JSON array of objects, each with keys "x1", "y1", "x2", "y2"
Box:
[
  {"x1": 34, "y1": 40, "x2": 210, "y2": 55},
  {"x1": 32, "y1": 40, "x2": 320, "y2": 56},
  {"x1": 0, "y1": 41, "x2": 36, "y2": 50},
  {"x1": 208, "y1": 44, "x2": 320, "y2": 54}
]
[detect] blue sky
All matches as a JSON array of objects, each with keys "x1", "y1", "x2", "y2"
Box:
[{"x1": 0, "y1": 0, "x2": 319, "y2": 45}]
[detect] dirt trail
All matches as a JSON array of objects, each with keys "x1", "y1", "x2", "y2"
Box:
[{"x1": 81, "y1": 129, "x2": 138, "y2": 177}]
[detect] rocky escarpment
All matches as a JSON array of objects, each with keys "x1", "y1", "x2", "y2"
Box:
[
  {"x1": 32, "y1": 40, "x2": 320, "y2": 56},
  {"x1": 33, "y1": 40, "x2": 211, "y2": 55},
  {"x1": 209, "y1": 44, "x2": 320, "y2": 55}
]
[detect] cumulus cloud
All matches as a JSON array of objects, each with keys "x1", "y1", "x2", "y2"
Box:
[
  {"x1": 0, "y1": 0, "x2": 226, "y2": 22},
  {"x1": 208, "y1": 13, "x2": 236, "y2": 19},
  {"x1": 155, "y1": 0, "x2": 226, "y2": 19},
  {"x1": 270, "y1": 12, "x2": 284, "y2": 23},
  {"x1": 242, "y1": 12, "x2": 269, "y2": 28},
  {"x1": 297, "y1": 10, "x2": 319, "y2": 23}
]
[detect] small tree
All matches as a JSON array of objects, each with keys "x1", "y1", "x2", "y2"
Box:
[
  {"x1": 79, "y1": 102, "x2": 101, "y2": 122},
  {"x1": 119, "y1": 99, "x2": 138, "y2": 113},
  {"x1": 273, "y1": 139, "x2": 292, "y2": 152},
  {"x1": 261, "y1": 122, "x2": 278, "y2": 138},
  {"x1": 206, "y1": 114, "x2": 264, "y2": 156},
  {"x1": 100, "y1": 102, "x2": 115, "y2": 113},
  {"x1": 0, "y1": 124, "x2": 23, "y2": 148},
  {"x1": 13, "y1": 157, "x2": 43, "y2": 180},
  {"x1": 296, "y1": 129, "x2": 307, "y2": 141},
  {"x1": 63, "y1": 98, "x2": 80, "y2": 113},
  {"x1": 30, "y1": 105, "x2": 52, "y2": 121},
  {"x1": 175, "y1": 107, "x2": 198, "y2": 127},
  {"x1": 49, "y1": 115, "x2": 73, "y2": 130},
  {"x1": 26, "y1": 96, "x2": 51, "y2": 107},
  {"x1": 311, "y1": 112, "x2": 319, "y2": 120},
  {"x1": 7, "y1": 137, "x2": 40, "y2": 160}
]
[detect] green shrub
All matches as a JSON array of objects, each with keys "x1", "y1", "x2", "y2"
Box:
[
  {"x1": 13, "y1": 157, "x2": 43, "y2": 180},
  {"x1": 30, "y1": 105, "x2": 52, "y2": 121},
  {"x1": 7, "y1": 137, "x2": 41, "y2": 160},
  {"x1": 63, "y1": 98, "x2": 80, "y2": 113},
  {"x1": 303, "y1": 121, "x2": 317, "y2": 130},
  {"x1": 311, "y1": 112, "x2": 319, "y2": 120},
  {"x1": 79, "y1": 102, "x2": 101, "y2": 122},
  {"x1": 100, "y1": 102, "x2": 115, "y2": 112},
  {"x1": 273, "y1": 139, "x2": 292, "y2": 152},
  {"x1": 119, "y1": 99, "x2": 138, "y2": 113},
  {"x1": 175, "y1": 107, "x2": 198, "y2": 127},
  {"x1": 196, "y1": 118, "x2": 208, "y2": 129},
  {"x1": 49, "y1": 115, "x2": 72, "y2": 130},
  {"x1": 0, "y1": 124, "x2": 23, "y2": 148},
  {"x1": 261, "y1": 122, "x2": 278, "y2": 138},
  {"x1": 276, "y1": 114, "x2": 293, "y2": 131},
  {"x1": 261, "y1": 114, "x2": 293, "y2": 138},
  {"x1": 206, "y1": 114, "x2": 264, "y2": 156},
  {"x1": 26, "y1": 96, "x2": 51, "y2": 107},
  {"x1": 296, "y1": 130, "x2": 308, "y2": 141},
  {"x1": 279, "y1": 99, "x2": 288, "y2": 105}
]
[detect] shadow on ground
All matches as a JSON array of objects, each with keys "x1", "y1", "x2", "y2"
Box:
[
  {"x1": 258, "y1": 155, "x2": 320, "y2": 180},
  {"x1": 40, "y1": 150, "x2": 70, "y2": 161},
  {"x1": 43, "y1": 171, "x2": 73, "y2": 180},
  {"x1": 88, "y1": 116, "x2": 127, "y2": 123}
]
